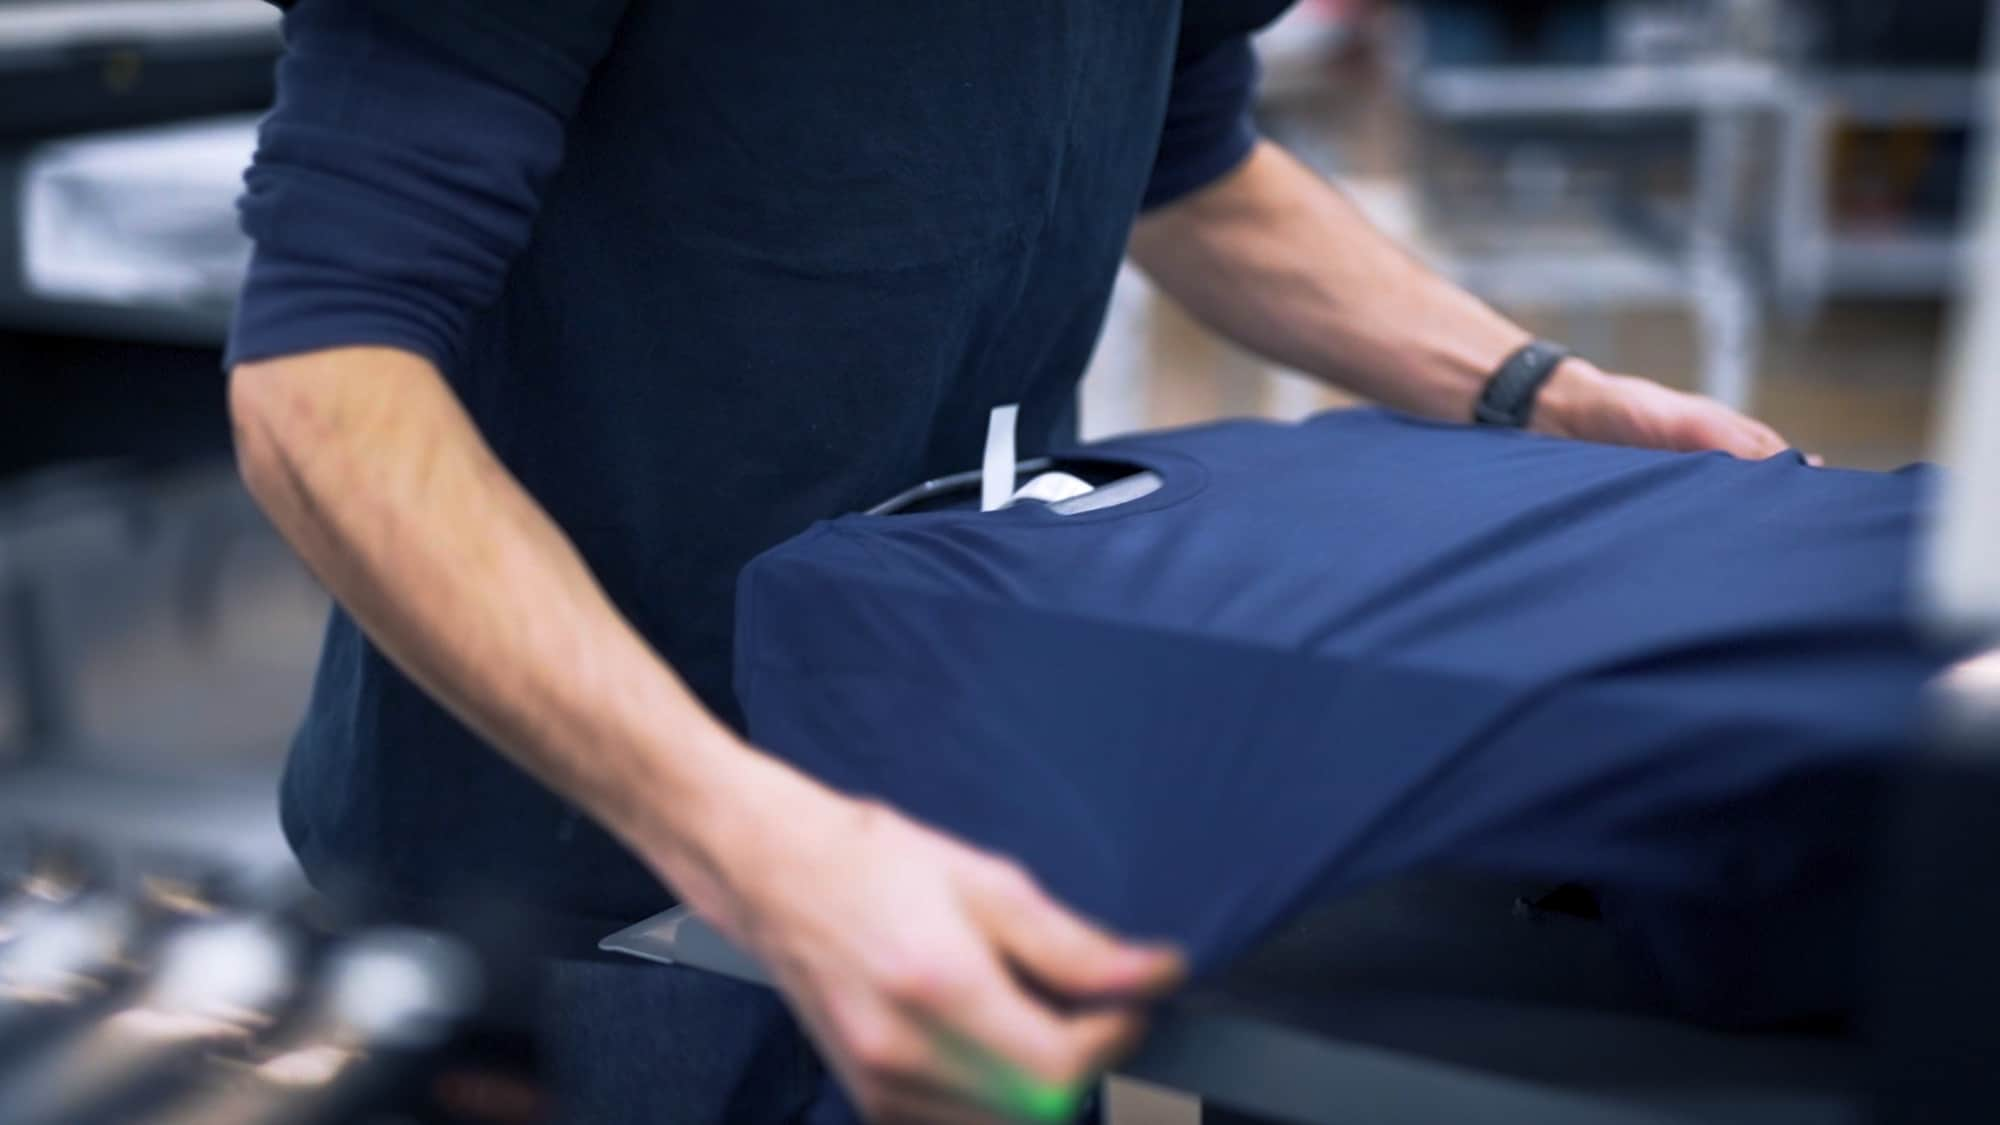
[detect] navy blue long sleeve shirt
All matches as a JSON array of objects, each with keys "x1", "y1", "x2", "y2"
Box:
[{"x1": 232, "y1": 0, "x2": 1294, "y2": 928}]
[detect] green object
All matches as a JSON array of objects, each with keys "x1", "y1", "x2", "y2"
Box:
[
  {"x1": 1002, "y1": 1074, "x2": 1082, "y2": 1122},
  {"x1": 944, "y1": 1030, "x2": 1086, "y2": 1121}
]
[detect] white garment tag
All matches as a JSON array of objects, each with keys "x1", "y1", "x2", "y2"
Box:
[
  {"x1": 1012, "y1": 471, "x2": 1095, "y2": 507},
  {"x1": 980, "y1": 404, "x2": 1020, "y2": 512}
]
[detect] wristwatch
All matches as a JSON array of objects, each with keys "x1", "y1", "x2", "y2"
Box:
[{"x1": 1473, "y1": 339, "x2": 1571, "y2": 429}]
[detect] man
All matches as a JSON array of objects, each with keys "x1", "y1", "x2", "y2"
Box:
[{"x1": 226, "y1": 1, "x2": 1791, "y2": 1121}]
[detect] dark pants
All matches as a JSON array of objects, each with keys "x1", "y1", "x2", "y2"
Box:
[{"x1": 540, "y1": 956, "x2": 824, "y2": 1123}]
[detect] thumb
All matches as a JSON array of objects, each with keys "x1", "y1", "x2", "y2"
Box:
[{"x1": 970, "y1": 864, "x2": 1186, "y2": 1001}]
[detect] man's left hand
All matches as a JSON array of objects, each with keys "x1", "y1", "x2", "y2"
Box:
[{"x1": 1533, "y1": 359, "x2": 1794, "y2": 461}]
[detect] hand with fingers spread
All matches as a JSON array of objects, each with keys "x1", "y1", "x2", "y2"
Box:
[
  {"x1": 657, "y1": 750, "x2": 1187, "y2": 1124},
  {"x1": 1533, "y1": 358, "x2": 1806, "y2": 462}
]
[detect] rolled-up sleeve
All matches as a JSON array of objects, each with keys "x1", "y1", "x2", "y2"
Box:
[
  {"x1": 1140, "y1": 34, "x2": 1262, "y2": 212},
  {"x1": 227, "y1": 0, "x2": 626, "y2": 370}
]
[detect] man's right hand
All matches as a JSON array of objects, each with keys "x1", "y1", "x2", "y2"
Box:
[{"x1": 660, "y1": 751, "x2": 1188, "y2": 1124}]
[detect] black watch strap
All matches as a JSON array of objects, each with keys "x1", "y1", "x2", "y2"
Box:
[{"x1": 1473, "y1": 340, "x2": 1570, "y2": 428}]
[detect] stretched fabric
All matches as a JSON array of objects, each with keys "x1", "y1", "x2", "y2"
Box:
[{"x1": 735, "y1": 409, "x2": 1951, "y2": 1036}]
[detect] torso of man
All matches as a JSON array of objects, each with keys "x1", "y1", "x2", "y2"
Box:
[{"x1": 272, "y1": 0, "x2": 1292, "y2": 929}]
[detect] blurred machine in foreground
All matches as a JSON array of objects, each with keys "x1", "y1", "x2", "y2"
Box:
[{"x1": 0, "y1": 832, "x2": 545, "y2": 1125}]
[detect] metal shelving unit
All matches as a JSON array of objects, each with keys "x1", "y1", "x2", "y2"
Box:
[
  {"x1": 1773, "y1": 69, "x2": 1987, "y2": 316},
  {"x1": 1407, "y1": 56, "x2": 1780, "y2": 408},
  {"x1": 1401, "y1": 2, "x2": 1992, "y2": 405}
]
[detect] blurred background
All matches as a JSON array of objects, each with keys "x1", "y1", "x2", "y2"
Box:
[
  {"x1": 3, "y1": 0, "x2": 1992, "y2": 913},
  {"x1": 0, "y1": 0, "x2": 1996, "y2": 1115},
  {"x1": 18, "y1": 0, "x2": 1981, "y2": 813}
]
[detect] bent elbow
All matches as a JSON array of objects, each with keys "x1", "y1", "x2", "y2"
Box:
[{"x1": 228, "y1": 360, "x2": 309, "y2": 512}]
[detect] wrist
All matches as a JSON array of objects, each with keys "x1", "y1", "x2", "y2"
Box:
[
  {"x1": 1528, "y1": 357, "x2": 1615, "y2": 440},
  {"x1": 623, "y1": 733, "x2": 832, "y2": 925},
  {"x1": 613, "y1": 725, "x2": 760, "y2": 888}
]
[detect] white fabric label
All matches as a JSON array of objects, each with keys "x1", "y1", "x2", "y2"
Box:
[
  {"x1": 1011, "y1": 471, "x2": 1095, "y2": 507},
  {"x1": 980, "y1": 404, "x2": 1020, "y2": 512}
]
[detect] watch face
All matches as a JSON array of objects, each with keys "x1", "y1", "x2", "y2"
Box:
[{"x1": 1477, "y1": 340, "x2": 1568, "y2": 428}]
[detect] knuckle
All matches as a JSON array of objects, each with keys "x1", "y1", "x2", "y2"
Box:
[
  {"x1": 839, "y1": 998, "x2": 943, "y2": 1082},
  {"x1": 881, "y1": 956, "x2": 957, "y2": 1008},
  {"x1": 845, "y1": 1019, "x2": 908, "y2": 1076},
  {"x1": 838, "y1": 1006, "x2": 896, "y2": 1064},
  {"x1": 980, "y1": 857, "x2": 1038, "y2": 900}
]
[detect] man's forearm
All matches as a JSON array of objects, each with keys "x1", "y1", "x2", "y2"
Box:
[
  {"x1": 229, "y1": 346, "x2": 754, "y2": 885},
  {"x1": 1131, "y1": 141, "x2": 1589, "y2": 425},
  {"x1": 1133, "y1": 140, "x2": 1795, "y2": 459}
]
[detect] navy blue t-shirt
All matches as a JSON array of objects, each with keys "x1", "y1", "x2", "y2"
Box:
[
  {"x1": 736, "y1": 409, "x2": 1952, "y2": 1027},
  {"x1": 229, "y1": 0, "x2": 1294, "y2": 925}
]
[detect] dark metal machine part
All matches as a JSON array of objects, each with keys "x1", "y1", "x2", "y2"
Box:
[
  {"x1": 0, "y1": 1, "x2": 280, "y2": 141},
  {"x1": 607, "y1": 870, "x2": 1868, "y2": 1125},
  {"x1": 866, "y1": 456, "x2": 1160, "y2": 516},
  {"x1": 0, "y1": 827, "x2": 523, "y2": 1124},
  {"x1": 866, "y1": 457, "x2": 1057, "y2": 515},
  {"x1": 1866, "y1": 650, "x2": 2000, "y2": 1123}
]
